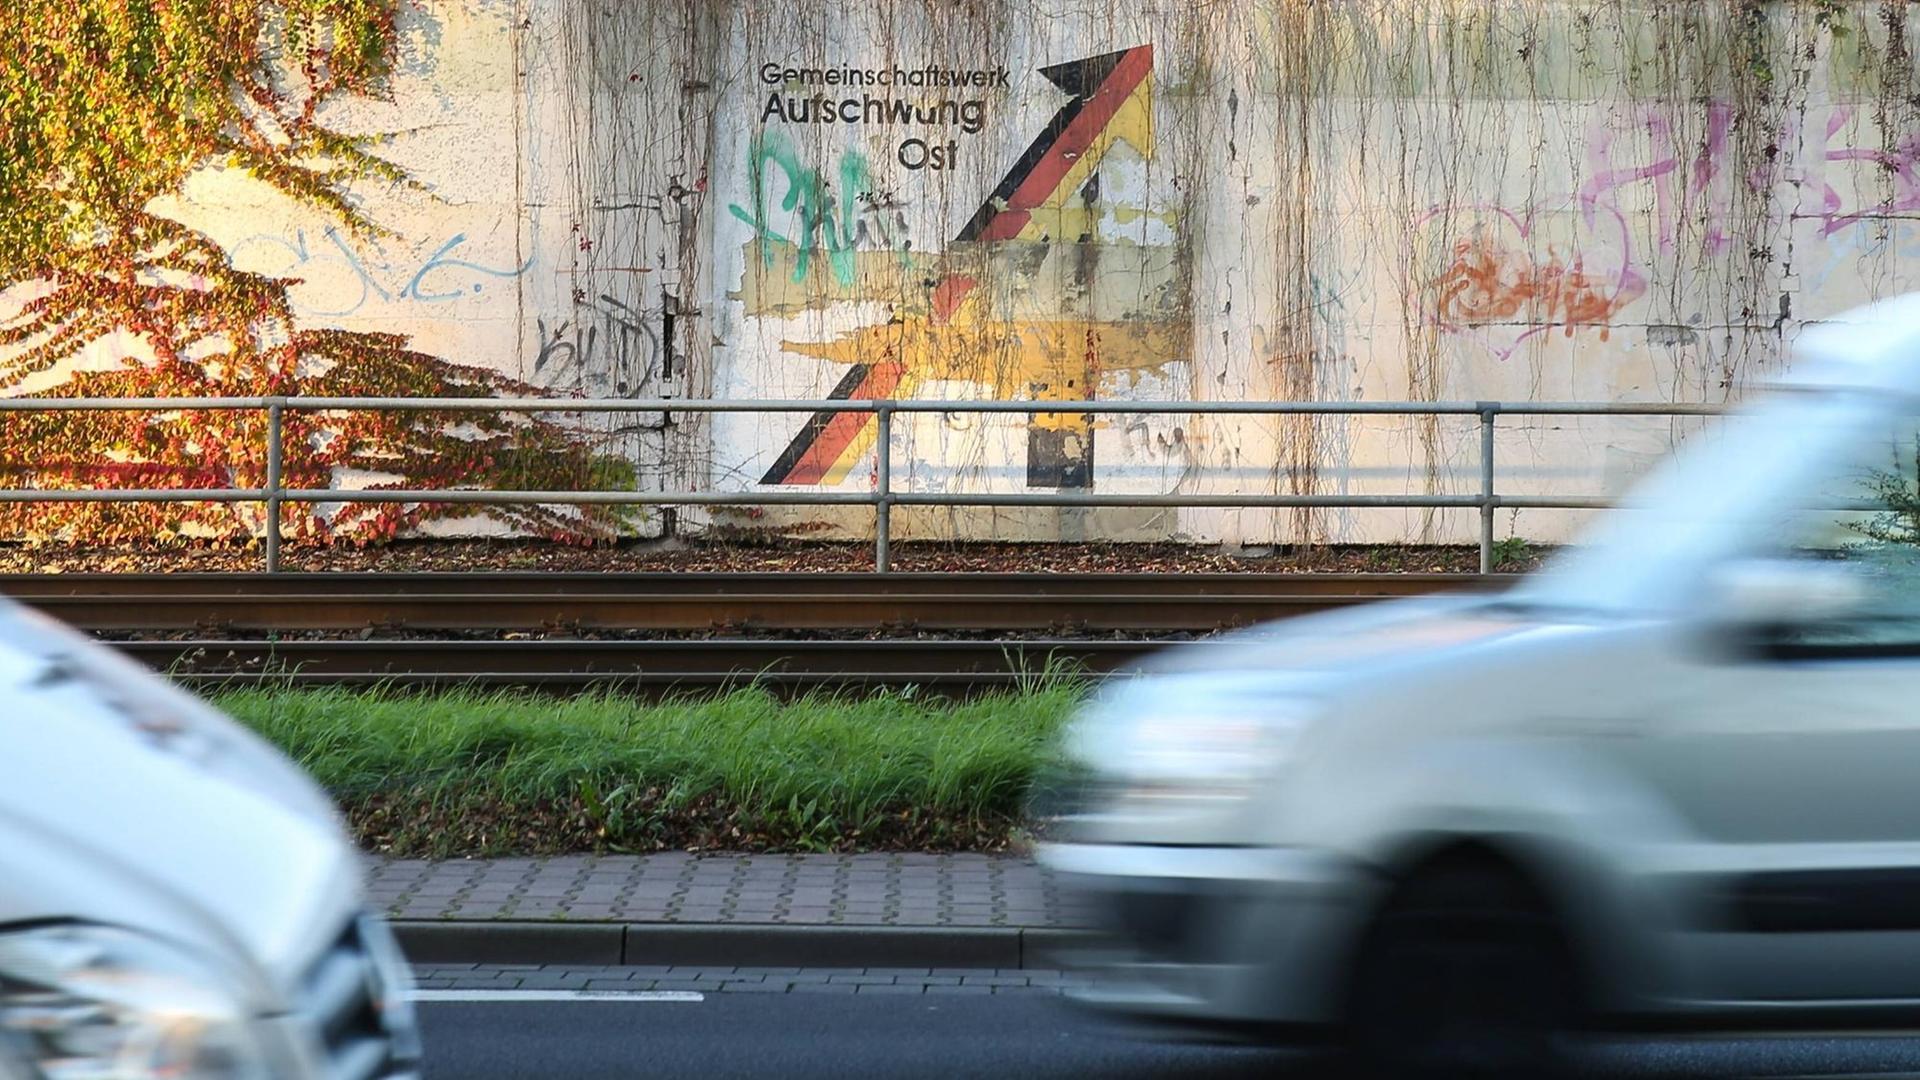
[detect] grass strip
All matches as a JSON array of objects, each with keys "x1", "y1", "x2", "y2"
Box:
[{"x1": 215, "y1": 681, "x2": 1085, "y2": 856}]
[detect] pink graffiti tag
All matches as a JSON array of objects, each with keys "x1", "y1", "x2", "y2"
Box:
[
  {"x1": 1417, "y1": 103, "x2": 1920, "y2": 361},
  {"x1": 1807, "y1": 108, "x2": 1920, "y2": 236},
  {"x1": 1580, "y1": 103, "x2": 1920, "y2": 251},
  {"x1": 1580, "y1": 104, "x2": 1739, "y2": 256}
]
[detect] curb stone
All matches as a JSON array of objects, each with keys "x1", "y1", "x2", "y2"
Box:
[{"x1": 394, "y1": 921, "x2": 1098, "y2": 970}]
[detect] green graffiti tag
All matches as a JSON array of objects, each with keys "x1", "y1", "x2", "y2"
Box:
[{"x1": 728, "y1": 130, "x2": 895, "y2": 285}]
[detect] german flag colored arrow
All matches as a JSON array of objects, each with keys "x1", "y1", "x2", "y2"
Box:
[{"x1": 761, "y1": 44, "x2": 1154, "y2": 487}]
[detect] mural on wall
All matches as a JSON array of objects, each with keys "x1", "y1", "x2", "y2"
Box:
[
  {"x1": 25, "y1": 1, "x2": 1920, "y2": 551},
  {"x1": 730, "y1": 42, "x2": 1190, "y2": 490}
]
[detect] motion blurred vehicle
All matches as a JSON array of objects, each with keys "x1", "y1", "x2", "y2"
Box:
[
  {"x1": 0, "y1": 601, "x2": 419, "y2": 1078},
  {"x1": 1040, "y1": 293, "x2": 1920, "y2": 1077}
]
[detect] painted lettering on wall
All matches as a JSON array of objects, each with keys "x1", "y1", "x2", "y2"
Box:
[
  {"x1": 1428, "y1": 210, "x2": 1646, "y2": 351},
  {"x1": 756, "y1": 61, "x2": 1008, "y2": 172}
]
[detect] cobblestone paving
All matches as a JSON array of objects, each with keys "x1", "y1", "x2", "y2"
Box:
[
  {"x1": 410, "y1": 964, "x2": 1091, "y2": 995},
  {"x1": 369, "y1": 854, "x2": 1090, "y2": 927}
]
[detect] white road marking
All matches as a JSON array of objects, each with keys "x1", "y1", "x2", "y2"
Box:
[{"x1": 411, "y1": 989, "x2": 705, "y2": 1003}]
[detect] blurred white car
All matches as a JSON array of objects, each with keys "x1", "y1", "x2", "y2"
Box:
[
  {"x1": 0, "y1": 602, "x2": 419, "y2": 1078},
  {"x1": 1041, "y1": 294, "x2": 1920, "y2": 1077}
]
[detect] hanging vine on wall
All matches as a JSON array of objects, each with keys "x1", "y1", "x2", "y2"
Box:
[{"x1": 0, "y1": 0, "x2": 634, "y2": 547}]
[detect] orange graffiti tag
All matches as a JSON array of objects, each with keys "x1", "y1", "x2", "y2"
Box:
[{"x1": 1431, "y1": 229, "x2": 1644, "y2": 341}]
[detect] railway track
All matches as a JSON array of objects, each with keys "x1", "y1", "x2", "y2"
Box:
[
  {"x1": 113, "y1": 638, "x2": 1174, "y2": 689},
  {"x1": 2, "y1": 572, "x2": 1493, "y2": 632},
  {"x1": 0, "y1": 572, "x2": 1503, "y2": 688}
]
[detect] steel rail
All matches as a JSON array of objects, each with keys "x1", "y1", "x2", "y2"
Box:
[
  {"x1": 116, "y1": 637, "x2": 1186, "y2": 690},
  {"x1": 3, "y1": 572, "x2": 1497, "y2": 632}
]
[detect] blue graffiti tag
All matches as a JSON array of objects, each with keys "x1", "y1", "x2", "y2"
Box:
[
  {"x1": 404, "y1": 232, "x2": 537, "y2": 302},
  {"x1": 232, "y1": 227, "x2": 535, "y2": 316}
]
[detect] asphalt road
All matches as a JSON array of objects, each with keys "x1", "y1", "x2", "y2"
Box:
[{"x1": 416, "y1": 992, "x2": 1920, "y2": 1079}]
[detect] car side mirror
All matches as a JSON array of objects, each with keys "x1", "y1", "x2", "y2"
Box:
[{"x1": 1704, "y1": 558, "x2": 1871, "y2": 627}]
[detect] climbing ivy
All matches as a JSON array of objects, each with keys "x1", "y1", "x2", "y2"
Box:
[{"x1": 0, "y1": 0, "x2": 633, "y2": 546}]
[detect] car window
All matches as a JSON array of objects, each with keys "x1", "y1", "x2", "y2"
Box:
[{"x1": 1773, "y1": 416, "x2": 1920, "y2": 650}]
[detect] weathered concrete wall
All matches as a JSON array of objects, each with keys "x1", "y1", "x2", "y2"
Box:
[
  {"x1": 34, "y1": 0, "x2": 1920, "y2": 544},
  {"x1": 157, "y1": 0, "x2": 719, "y2": 535}
]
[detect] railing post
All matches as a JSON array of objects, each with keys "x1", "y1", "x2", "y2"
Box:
[
  {"x1": 1478, "y1": 402, "x2": 1496, "y2": 574},
  {"x1": 265, "y1": 399, "x2": 284, "y2": 574},
  {"x1": 874, "y1": 404, "x2": 893, "y2": 574}
]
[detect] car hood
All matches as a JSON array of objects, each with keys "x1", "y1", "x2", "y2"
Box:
[
  {"x1": 0, "y1": 598, "x2": 339, "y2": 827},
  {"x1": 1142, "y1": 591, "x2": 1542, "y2": 686}
]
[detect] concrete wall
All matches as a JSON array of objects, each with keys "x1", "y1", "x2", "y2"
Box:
[{"x1": 29, "y1": 1, "x2": 1920, "y2": 544}]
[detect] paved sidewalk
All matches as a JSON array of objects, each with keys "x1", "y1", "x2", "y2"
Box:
[{"x1": 368, "y1": 853, "x2": 1090, "y2": 928}]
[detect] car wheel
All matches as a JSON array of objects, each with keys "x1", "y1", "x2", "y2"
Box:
[{"x1": 1340, "y1": 857, "x2": 1585, "y2": 1080}]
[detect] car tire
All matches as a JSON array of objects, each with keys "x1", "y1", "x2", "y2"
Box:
[{"x1": 1340, "y1": 857, "x2": 1585, "y2": 1080}]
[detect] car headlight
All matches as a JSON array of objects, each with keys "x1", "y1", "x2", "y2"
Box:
[
  {"x1": 0, "y1": 926, "x2": 271, "y2": 1080},
  {"x1": 1119, "y1": 710, "x2": 1291, "y2": 787},
  {"x1": 1063, "y1": 684, "x2": 1318, "y2": 804},
  {"x1": 354, "y1": 916, "x2": 421, "y2": 1065}
]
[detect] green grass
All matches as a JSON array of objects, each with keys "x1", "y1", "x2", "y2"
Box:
[{"x1": 214, "y1": 682, "x2": 1085, "y2": 856}]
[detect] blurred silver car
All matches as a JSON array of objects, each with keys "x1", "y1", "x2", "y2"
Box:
[
  {"x1": 1041, "y1": 294, "x2": 1920, "y2": 1077},
  {"x1": 0, "y1": 602, "x2": 420, "y2": 1078}
]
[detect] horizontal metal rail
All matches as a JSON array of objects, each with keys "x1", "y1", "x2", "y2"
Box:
[
  {"x1": 0, "y1": 396, "x2": 1731, "y2": 573},
  {"x1": 112, "y1": 637, "x2": 1188, "y2": 690},
  {"x1": 7, "y1": 571, "x2": 1494, "y2": 633},
  {"x1": 0, "y1": 397, "x2": 1732, "y2": 415}
]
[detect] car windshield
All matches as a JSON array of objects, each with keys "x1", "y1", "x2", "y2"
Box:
[{"x1": 1514, "y1": 389, "x2": 1920, "y2": 616}]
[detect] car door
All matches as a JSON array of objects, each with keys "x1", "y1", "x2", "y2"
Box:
[{"x1": 1639, "y1": 420, "x2": 1920, "y2": 1005}]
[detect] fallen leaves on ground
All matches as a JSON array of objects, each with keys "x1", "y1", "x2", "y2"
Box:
[{"x1": 0, "y1": 538, "x2": 1539, "y2": 575}]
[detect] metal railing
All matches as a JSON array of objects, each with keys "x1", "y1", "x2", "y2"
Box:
[{"x1": 0, "y1": 396, "x2": 1728, "y2": 574}]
